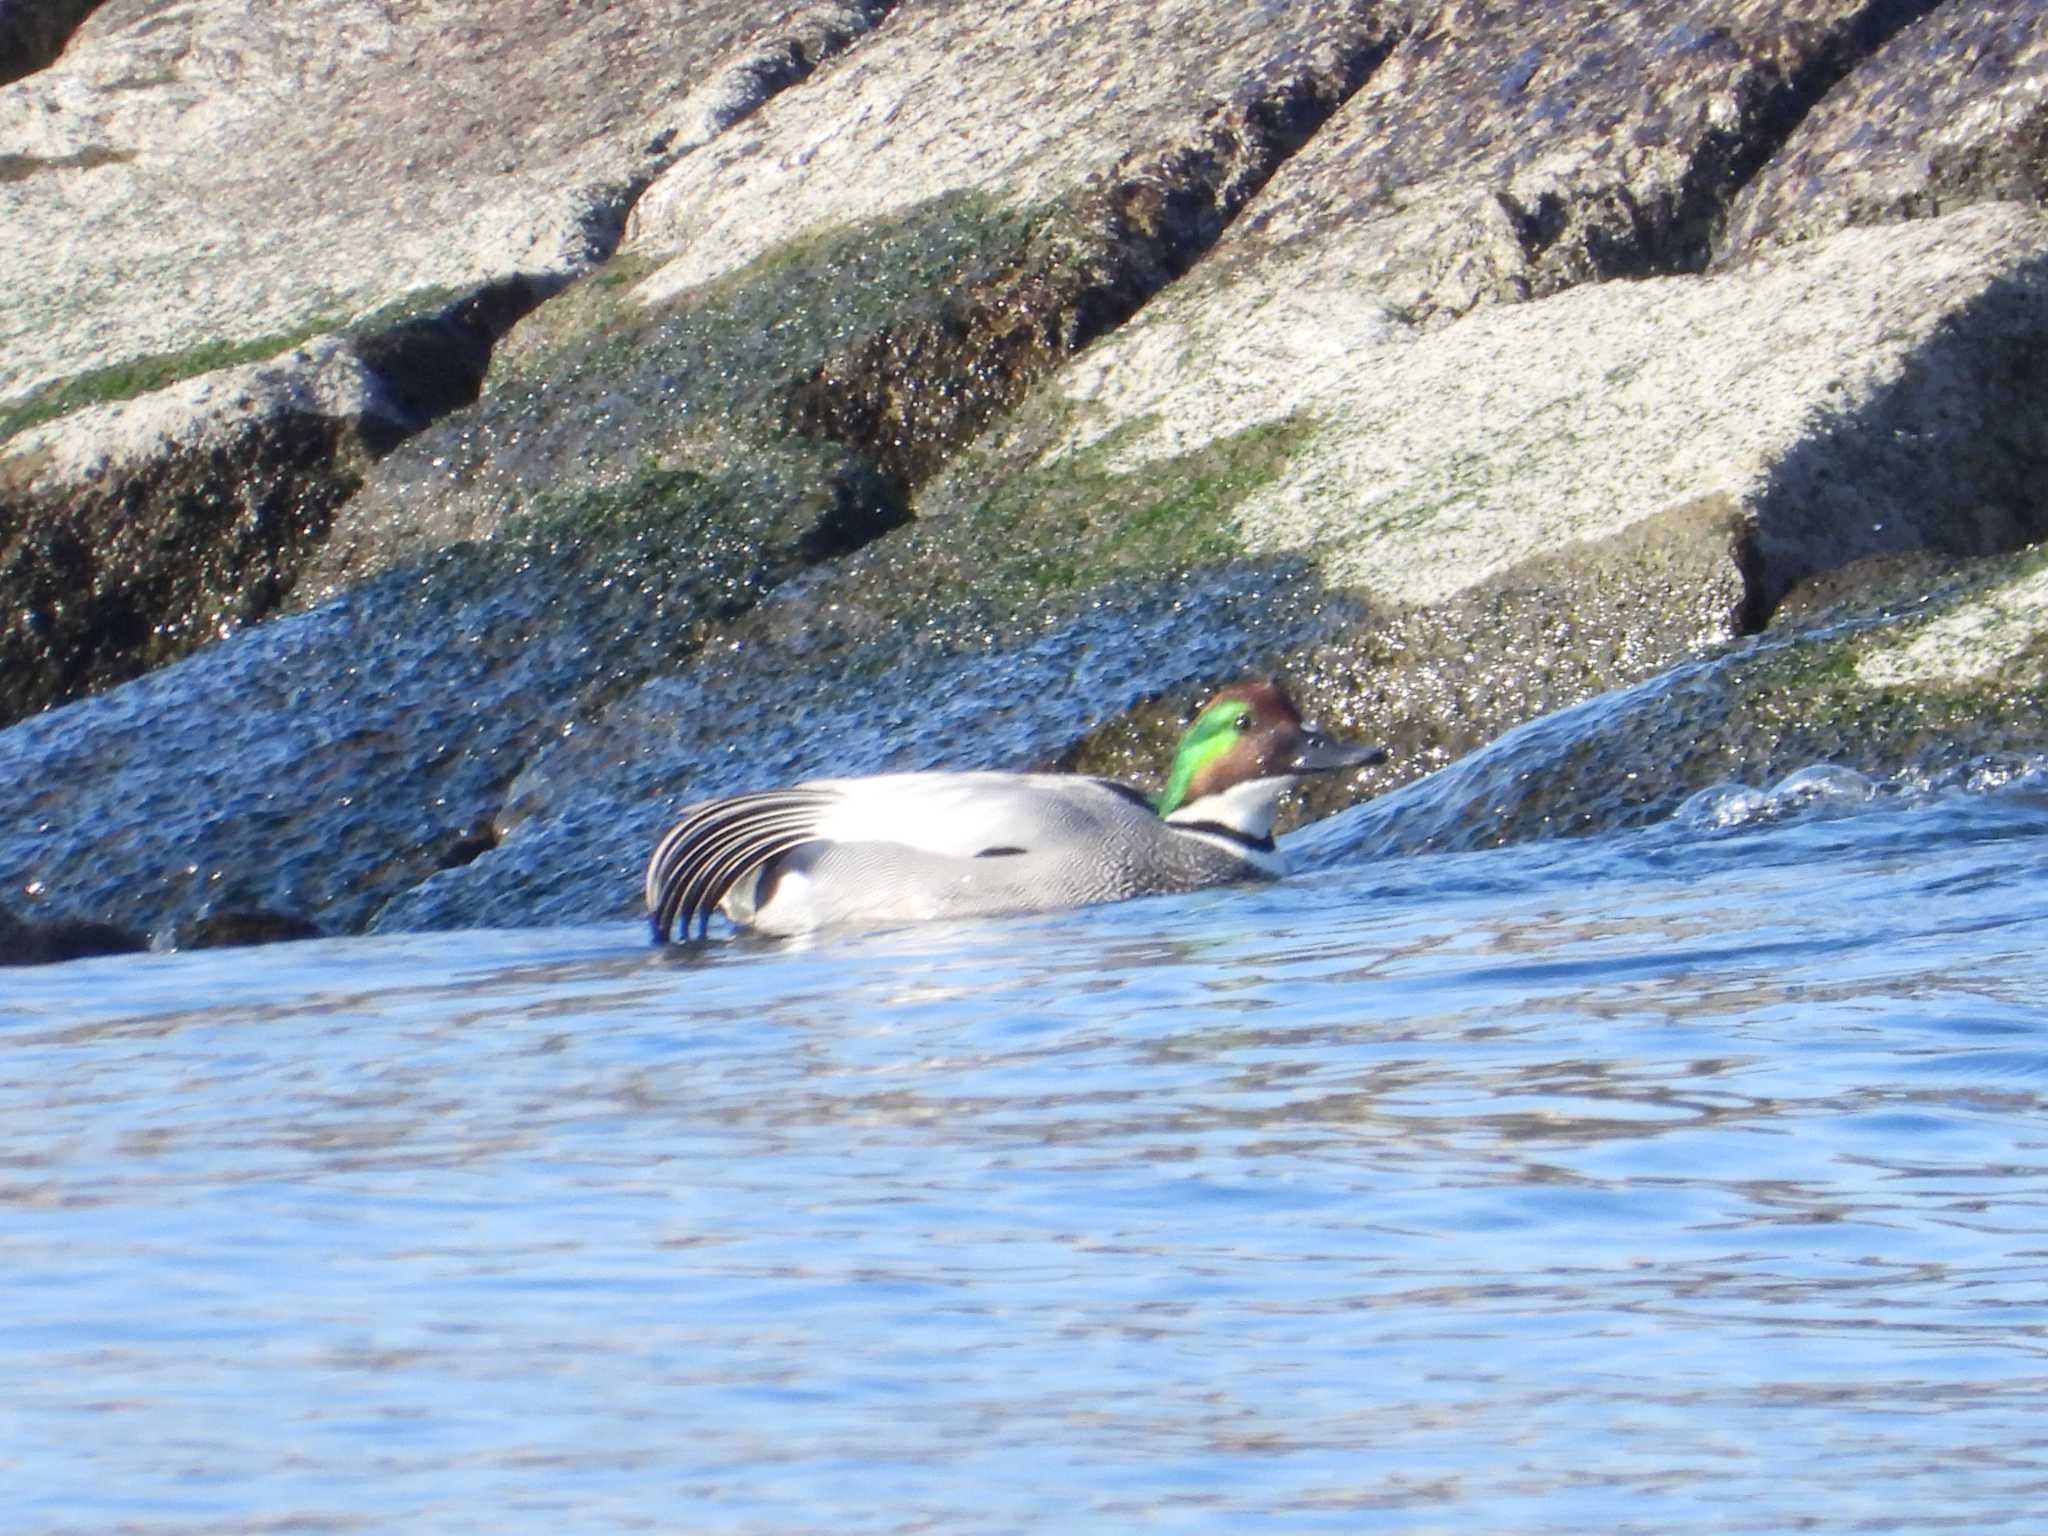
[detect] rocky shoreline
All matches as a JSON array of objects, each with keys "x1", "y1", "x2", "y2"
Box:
[{"x1": 2, "y1": 0, "x2": 2044, "y2": 961}]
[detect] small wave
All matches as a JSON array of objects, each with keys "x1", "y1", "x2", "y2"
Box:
[
  {"x1": 1675, "y1": 764, "x2": 1876, "y2": 831},
  {"x1": 1675, "y1": 753, "x2": 2048, "y2": 835},
  {"x1": 1895, "y1": 752, "x2": 2048, "y2": 799}
]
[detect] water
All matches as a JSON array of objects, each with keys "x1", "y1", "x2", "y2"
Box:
[{"x1": 6, "y1": 784, "x2": 2048, "y2": 1533}]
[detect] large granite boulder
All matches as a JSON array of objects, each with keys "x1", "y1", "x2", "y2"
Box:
[{"x1": 0, "y1": 0, "x2": 897, "y2": 720}]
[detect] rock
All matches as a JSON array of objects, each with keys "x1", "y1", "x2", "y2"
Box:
[
  {"x1": 1295, "y1": 540, "x2": 2048, "y2": 860},
  {"x1": 989, "y1": 203, "x2": 2048, "y2": 616},
  {"x1": 0, "y1": 294, "x2": 553, "y2": 723},
  {"x1": 0, "y1": 0, "x2": 812, "y2": 404},
  {"x1": 626, "y1": 1, "x2": 1395, "y2": 301},
  {"x1": 1203, "y1": 0, "x2": 1954, "y2": 321},
  {"x1": 178, "y1": 909, "x2": 324, "y2": 950},
  {"x1": 889, "y1": 1, "x2": 2048, "y2": 797},
  {"x1": 305, "y1": 0, "x2": 1400, "y2": 596},
  {"x1": 0, "y1": 0, "x2": 897, "y2": 721},
  {"x1": 0, "y1": 449, "x2": 927, "y2": 941},
  {"x1": 1723, "y1": 2, "x2": 2048, "y2": 255},
  {"x1": 0, "y1": 902, "x2": 146, "y2": 966},
  {"x1": 1856, "y1": 553, "x2": 2048, "y2": 691}
]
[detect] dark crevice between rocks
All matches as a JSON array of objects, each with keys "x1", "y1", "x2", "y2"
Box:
[
  {"x1": 1734, "y1": 253, "x2": 2048, "y2": 631},
  {"x1": 437, "y1": 817, "x2": 502, "y2": 874},
  {"x1": 698, "y1": 0, "x2": 901, "y2": 133},
  {"x1": 1500, "y1": 188, "x2": 1571, "y2": 262},
  {"x1": 1499, "y1": 0, "x2": 1950, "y2": 288},
  {"x1": 790, "y1": 457, "x2": 911, "y2": 567},
  {"x1": 0, "y1": 278, "x2": 557, "y2": 728},
  {"x1": 0, "y1": 145, "x2": 132, "y2": 184},
  {"x1": 0, "y1": 0, "x2": 107, "y2": 86},
  {"x1": 1730, "y1": 520, "x2": 1775, "y2": 638},
  {"x1": 351, "y1": 278, "x2": 554, "y2": 449},
  {"x1": 784, "y1": 17, "x2": 1405, "y2": 497},
  {"x1": 1674, "y1": 0, "x2": 1950, "y2": 272}
]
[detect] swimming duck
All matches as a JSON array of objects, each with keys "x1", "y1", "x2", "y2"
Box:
[{"x1": 646, "y1": 680, "x2": 1385, "y2": 943}]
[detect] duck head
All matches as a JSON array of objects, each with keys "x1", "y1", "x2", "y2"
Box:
[{"x1": 1154, "y1": 681, "x2": 1386, "y2": 840}]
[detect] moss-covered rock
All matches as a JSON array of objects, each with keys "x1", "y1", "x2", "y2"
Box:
[{"x1": 308, "y1": 191, "x2": 1042, "y2": 592}]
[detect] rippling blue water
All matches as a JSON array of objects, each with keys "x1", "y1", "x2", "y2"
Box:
[{"x1": 5, "y1": 787, "x2": 2048, "y2": 1533}]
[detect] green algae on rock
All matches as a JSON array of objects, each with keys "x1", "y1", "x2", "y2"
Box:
[
  {"x1": 0, "y1": 285, "x2": 471, "y2": 450},
  {"x1": 310, "y1": 191, "x2": 1045, "y2": 597}
]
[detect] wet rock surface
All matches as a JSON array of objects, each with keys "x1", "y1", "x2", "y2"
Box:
[
  {"x1": 0, "y1": 900, "x2": 143, "y2": 966},
  {"x1": 1299, "y1": 546, "x2": 2048, "y2": 863},
  {"x1": 0, "y1": 457, "x2": 883, "y2": 943},
  {"x1": 1, "y1": 0, "x2": 2046, "y2": 957},
  {"x1": 374, "y1": 562, "x2": 1344, "y2": 931}
]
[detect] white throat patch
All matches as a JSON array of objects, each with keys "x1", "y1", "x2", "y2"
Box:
[{"x1": 1166, "y1": 774, "x2": 1295, "y2": 841}]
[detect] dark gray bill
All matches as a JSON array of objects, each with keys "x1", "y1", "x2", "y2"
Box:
[{"x1": 1290, "y1": 727, "x2": 1388, "y2": 774}]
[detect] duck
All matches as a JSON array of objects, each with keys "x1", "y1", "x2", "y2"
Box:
[{"x1": 645, "y1": 680, "x2": 1385, "y2": 943}]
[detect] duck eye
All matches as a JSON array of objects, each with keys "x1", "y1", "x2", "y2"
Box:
[{"x1": 1233, "y1": 713, "x2": 1251, "y2": 733}]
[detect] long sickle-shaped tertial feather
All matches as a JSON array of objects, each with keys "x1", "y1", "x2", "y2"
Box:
[{"x1": 646, "y1": 789, "x2": 836, "y2": 942}]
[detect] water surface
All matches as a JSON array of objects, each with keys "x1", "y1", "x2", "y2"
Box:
[{"x1": 6, "y1": 788, "x2": 2048, "y2": 1532}]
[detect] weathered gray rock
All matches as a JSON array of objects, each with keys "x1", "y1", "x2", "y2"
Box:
[
  {"x1": 0, "y1": 0, "x2": 900, "y2": 721},
  {"x1": 1204, "y1": 0, "x2": 1952, "y2": 320},
  {"x1": 306, "y1": 0, "x2": 1400, "y2": 594},
  {"x1": 0, "y1": 0, "x2": 843, "y2": 403},
  {"x1": 0, "y1": 455, "x2": 860, "y2": 943},
  {"x1": 625, "y1": 0, "x2": 1395, "y2": 301},
  {"x1": 991, "y1": 203, "x2": 2048, "y2": 615},
  {"x1": 1724, "y1": 1, "x2": 2048, "y2": 255}
]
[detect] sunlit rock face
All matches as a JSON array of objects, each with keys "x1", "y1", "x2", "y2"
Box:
[
  {"x1": 0, "y1": 0, "x2": 784, "y2": 404},
  {"x1": 1720, "y1": 3, "x2": 2048, "y2": 254},
  {"x1": 2, "y1": 0, "x2": 2047, "y2": 950},
  {"x1": 0, "y1": 0, "x2": 898, "y2": 719}
]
